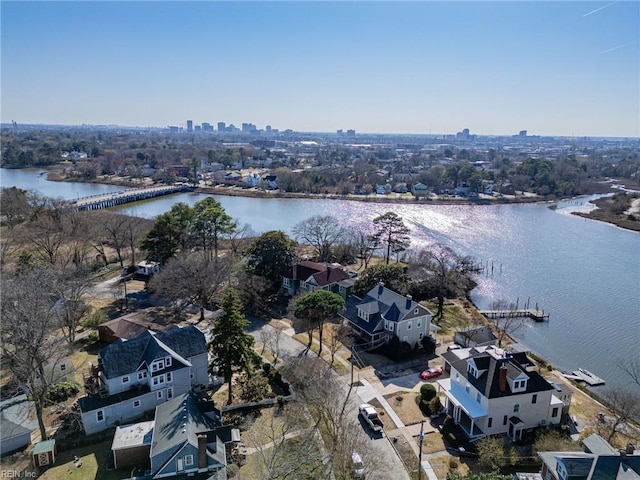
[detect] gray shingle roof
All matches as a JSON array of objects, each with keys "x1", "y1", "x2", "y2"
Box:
[{"x1": 99, "y1": 326, "x2": 205, "y2": 379}]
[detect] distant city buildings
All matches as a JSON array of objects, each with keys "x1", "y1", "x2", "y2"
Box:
[{"x1": 186, "y1": 120, "x2": 193, "y2": 132}]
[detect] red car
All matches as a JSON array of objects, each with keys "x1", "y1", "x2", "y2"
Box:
[{"x1": 420, "y1": 367, "x2": 442, "y2": 380}]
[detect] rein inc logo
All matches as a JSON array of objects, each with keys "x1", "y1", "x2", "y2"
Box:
[{"x1": 1, "y1": 471, "x2": 36, "y2": 478}]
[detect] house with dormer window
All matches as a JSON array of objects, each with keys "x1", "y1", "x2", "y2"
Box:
[
  {"x1": 437, "y1": 345, "x2": 568, "y2": 441},
  {"x1": 78, "y1": 325, "x2": 209, "y2": 435},
  {"x1": 340, "y1": 282, "x2": 434, "y2": 350}
]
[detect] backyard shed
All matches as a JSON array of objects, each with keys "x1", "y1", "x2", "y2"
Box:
[{"x1": 33, "y1": 439, "x2": 56, "y2": 467}]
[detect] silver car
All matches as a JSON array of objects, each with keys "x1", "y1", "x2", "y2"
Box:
[{"x1": 351, "y1": 452, "x2": 365, "y2": 479}]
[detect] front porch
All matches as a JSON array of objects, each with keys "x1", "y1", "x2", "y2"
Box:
[{"x1": 437, "y1": 378, "x2": 487, "y2": 441}]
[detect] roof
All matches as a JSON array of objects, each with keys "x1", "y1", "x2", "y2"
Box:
[
  {"x1": 0, "y1": 394, "x2": 38, "y2": 442},
  {"x1": 99, "y1": 314, "x2": 168, "y2": 341},
  {"x1": 112, "y1": 421, "x2": 155, "y2": 451},
  {"x1": 583, "y1": 434, "x2": 618, "y2": 455},
  {"x1": 538, "y1": 448, "x2": 640, "y2": 480},
  {"x1": 33, "y1": 439, "x2": 56, "y2": 455},
  {"x1": 78, "y1": 384, "x2": 151, "y2": 411},
  {"x1": 151, "y1": 392, "x2": 221, "y2": 462},
  {"x1": 99, "y1": 326, "x2": 205, "y2": 379},
  {"x1": 340, "y1": 285, "x2": 432, "y2": 335},
  {"x1": 283, "y1": 261, "x2": 350, "y2": 287},
  {"x1": 443, "y1": 346, "x2": 554, "y2": 399}
]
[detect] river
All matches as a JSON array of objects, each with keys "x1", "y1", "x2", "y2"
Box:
[{"x1": 2, "y1": 168, "x2": 639, "y2": 395}]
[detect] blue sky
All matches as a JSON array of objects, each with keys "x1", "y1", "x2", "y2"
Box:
[{"x1": 1, "y1": 1, "x2": 638, "y2": 137}]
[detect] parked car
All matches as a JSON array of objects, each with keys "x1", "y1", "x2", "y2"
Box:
[
  {"x1": 351, "y1": 452, "x2": 365, "y2": 478},
  {"x1": 358, "y1": 404, "x2": 383, "y2": 433},
  {"x1": 420, "y1": 367, "x2": 442, "y2": 380},
  {"x1": 447, "y1": 344, "x2": 461, "y2": 351}
]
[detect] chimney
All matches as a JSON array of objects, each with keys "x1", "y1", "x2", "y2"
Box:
[
  {"x1": 498, "y1": 365, "x2": 508, "y2": 392},
  {"x1": 405, "y1": 294, "x2": 412, "y2": 310},
  {"x1": 378, "y1": 282, "x2": 384, "y2": 296},
  {"x1": 626, "y1": 443, "x2": 635, "y2": 455},
  {"x1": 198, "y1": 434, "x2": 207, "y2": 468}
]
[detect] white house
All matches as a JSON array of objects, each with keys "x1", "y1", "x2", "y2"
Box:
[
  {"x1": 437, "y1": 345, "x2": 566, "y2": 441},
  {"x1": 78, "y1": 326, "x2": 209, "y2": 436},
  {"x1": 340, "y1": 283, "x2": 434, "y2": 350}
]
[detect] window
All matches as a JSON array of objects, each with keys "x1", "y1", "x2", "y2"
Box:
[
  {"x1": 388, "y1": 323, "x2": 394, "y2": 332},
  {"x1": 283, "y1": 278, "x2": 290, "y2": 286},
  {"x1": 301, "y1": 281, "x2": 308, "y2": 289},
  {"x1": 96, "y1": 410, "x2": 104, "y2": 422},
  {"x1": 503, "y1": 415, "x2": 508, "y2": 426},
  {"x1": 138, "y1": 371, "x2": 146, "y2": 380},
  {"x1": 184, "y1": 455, "x2": 194, "y2": 467},
  {"x1": 152, "y1": 359, "x2": 165, "y2": 372},
  {"x1": 465, "y1": 384, "x2": 470, "y2": 393},
  {"x1": 414, "y1": 308, "x2": 419, "y2": 314},
  {"x1": 167, "y1": 387, "x2": 173, "y2": 399},
  {"x1": 532, "y1": 394, "x2": 537, "y2": 404},
  {"x1": 407, "y1": 321, "x2": 412, "y2": 330},
  {"x1": 552, "y1": 407, "x2": 559, "y2": 417},
  {"x1": 488, "y1": 417, "x2": 493, "y2": 428},
  {"x1": 122, "y1": 376, "x2": 130, "y2": 384},
  {"x1": 419, "y1": 332, "x2": 423, "y2": 340},
  {"x1": 514, "y1": 404, "x2": 520, "y2": 413},
  {"x1": 157, "y1": 391, "x2": 163, "y2": 399},
  {"x1": 190, "y1": 373, "x2": 194, "y2": 380},
  {"x1": 153, "y1": 377, "x2": 159, "y2": 386},
  {"x1": 476, "y1": 393, "x2": 481, "y2": 403},
  {"x1": 133, "y1": 400, "x2": 141, "y2": 408},
  {"x1": 166, "y1": 372, "x2": 172, "y2": 382},
  {"x1": 165, "y1": 357, "x2": 172, "y2": 367},
  {"x1": 417, "y1": 320, "x2": 421, "y2": 328}
]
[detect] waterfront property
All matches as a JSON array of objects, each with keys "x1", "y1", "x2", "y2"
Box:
[
  {"x1": 78, "y1": 325, "x2": 209, "y2": 435},
  {"x1": 438, "y1": 345, "x2": 568, "y2": 441},
  {"x1": 340, "y1": 283, "x2": 434, "y2": 351}
]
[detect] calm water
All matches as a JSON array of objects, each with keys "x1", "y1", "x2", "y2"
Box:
[{"x1": 2, "y1": 168, "x2": 639, "y2": 394}]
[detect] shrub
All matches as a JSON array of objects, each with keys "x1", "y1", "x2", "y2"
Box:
[
  {"x1": 263, "y1": 362, "x2": 271, "y2": 375},
  {"x1": 420, "y1": 383, "x2": 437, "y2": 402},
  {"x1": 83, "y1": 309, "x2": 108, "y2": 329},
  {"x1": 47, "y1": 381, "x2": 80, "y2": 402},
  {"x1": 429, "y1": 396, "x2": 442, "y2": 414}
]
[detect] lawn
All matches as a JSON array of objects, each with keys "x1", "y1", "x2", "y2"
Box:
[
  {"x1": 384, "y1": 391, "x2": 426, "y2": 426},
  {"x1": 38, "y1": 439, "x2": 124, "y2": 480}
]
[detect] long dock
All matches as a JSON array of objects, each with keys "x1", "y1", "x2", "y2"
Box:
[
  {"x1": 479, "y1": 309, "x2": 549, "y2": 322},
  {"x1": 73, "y1": 185, "x2": 191, "y2": 211}
]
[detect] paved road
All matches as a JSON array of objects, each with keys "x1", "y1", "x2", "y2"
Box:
[{"x1": 248, "y1": 318, "x2": 411, "y2": 480}]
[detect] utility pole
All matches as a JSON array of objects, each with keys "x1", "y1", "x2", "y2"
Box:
[{"x1": 418, "y1": 419, "x2": 425, "y2": 480}]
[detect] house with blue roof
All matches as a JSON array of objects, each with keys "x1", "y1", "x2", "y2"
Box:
[
  {"x1": 111, "y1": 392, "x2": 236, "y2": 479},
  {"x1": 78, "y1": 325, "x2": 209, "y2": 436},
  {"x1": 340, "y1": 282, "x2": 434, "y2": 350}
]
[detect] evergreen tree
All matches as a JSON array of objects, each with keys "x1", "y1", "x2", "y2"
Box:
[
  {"x1": 372, "y1": 211, "x2": 410, "y2": 264},
  {"x1": 208, "y1": 288, "x2": 255, "y2": 405},
  {"x1": 293, "y1": 290, "x2": 345, "y2": 355}
]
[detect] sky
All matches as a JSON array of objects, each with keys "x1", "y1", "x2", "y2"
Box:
[{"x1": 1, "y1": 1, "x2": 638, "y2": 137}]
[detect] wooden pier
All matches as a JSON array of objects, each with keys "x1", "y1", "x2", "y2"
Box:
[
  {"x1": 561, "y1": 368, "x2": 605, "y2": 386},
  {"x1": 479, "y1": 309, "x2": 549, "y2": 322},
  {"x1": 73, "y1": 185, "x2": 191, "y2": 211}
]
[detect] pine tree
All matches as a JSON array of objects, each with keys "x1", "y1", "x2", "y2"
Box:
[{"x1": 208, "y1": 288, "x2": 255, "y2": 405}]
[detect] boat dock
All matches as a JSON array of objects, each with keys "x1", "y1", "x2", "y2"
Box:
[
  {"x1": 73, "y1": 185, "x2": 191, "y2": 211},
  {"x1": 479, "y1": 309, "x2": 549, "y2": 322},
  {"x1": 561, "y1": 368, "x2": 605, "y2": 386}
]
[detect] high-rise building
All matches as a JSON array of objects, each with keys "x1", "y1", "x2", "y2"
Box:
[
  {"x1": 217, "y1": 122, "x2": 226, "y2": 132},
  {"x1": 202, "y1": 123, "x2": 214, "y2": 133},
  {"x1": 186, "y1": 120, "x2": 193, "y2": 132}
]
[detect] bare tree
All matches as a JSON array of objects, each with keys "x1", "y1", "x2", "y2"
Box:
[
  {"x1": 52, "y1": 267, "x2": 93, "y2": 347},
  {"x1": 487, "y1": 299, "x2": 525, "y2": 347},
  {"x1": 1, "y1": 268, "x2": 69, "y2": 440},
  {"x1": 102, "y1": 211, "x2": 135, "y2": 267},
  {"x1": 225, "y1": 220, "x2": 255, "y2": 258},
  {"x1": 244, "y1": 402, "x2": 324, "y2": 480},
  {"x1": 598, "y1": 388, "x2": 640, "y2": 443},
  {"x1": 344, "y1": 225, "x2": 379, "y2": 269},
  {"x1": 148, "y1": 251, "x2": 232, "y2": 321},
  {"x1": 407, "y1": 244, "x2": 476, "y2": 320},
  {"x1": 292, "y1": 214, "x2": 346, "y2": 263},
  {"x1": 618, "y1": 356, "x2": 640, "y2": 387},
  {"x1": 259, "y1": 326, "x2": 284, "y2": 365}
]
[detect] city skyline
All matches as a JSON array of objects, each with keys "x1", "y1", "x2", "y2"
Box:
[{"x1": 1, "y1": 1, "x2": 638, "y2": 138}]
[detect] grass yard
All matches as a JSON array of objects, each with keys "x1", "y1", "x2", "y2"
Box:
[
  {"x1": 38, "y1": 439, "x2": 123, "y2": 480},
  {"x1": 384, "y1": 391, "x2": 426, "y2": 426},
  {"x1": 429, "y1": 454, "x2": 472, "y2": 479}
]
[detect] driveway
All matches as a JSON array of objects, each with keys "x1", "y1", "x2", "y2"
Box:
[{"x1": 247, "y1": 318, "x2": 411, "y2": 480}]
